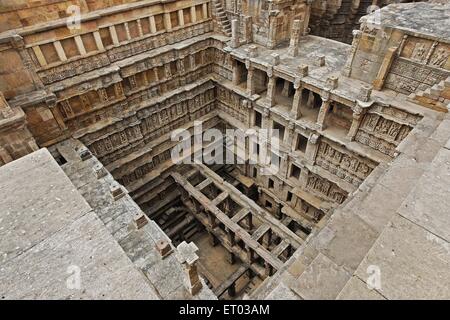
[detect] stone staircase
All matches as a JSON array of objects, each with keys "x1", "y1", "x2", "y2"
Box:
[
  {"x1": 409, "y1": 76, "x2": 450, "y2": 113},
  {"x1": 212, "y1": 0, "x2": 231, "y2": 37}
]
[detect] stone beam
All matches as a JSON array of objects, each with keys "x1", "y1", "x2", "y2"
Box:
[
  {"x1": 171, "y1": 172, "x2": 284, "y2": 271},
  {"x1": 213, "y1": 265, "x2": 248, "y2": 297},
  {"x1": 195, "y1": 163, "x2": 304, "y2": 248}
]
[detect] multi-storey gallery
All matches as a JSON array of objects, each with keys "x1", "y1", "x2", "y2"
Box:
[{"x1": 0, "y1": 0, "x2": 449, "y2": 300}]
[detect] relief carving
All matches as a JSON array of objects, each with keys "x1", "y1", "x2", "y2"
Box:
[
  {"x1": 411, "y1": 42, "x2": 428, "y2": 63},
  {"x1": 429, "y1": 47, "x2": 450, "y2": 68}
]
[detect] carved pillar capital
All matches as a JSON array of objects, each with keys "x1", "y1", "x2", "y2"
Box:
[{"x1": 293, "y1": 77, "x2": 303, "y2": 90}]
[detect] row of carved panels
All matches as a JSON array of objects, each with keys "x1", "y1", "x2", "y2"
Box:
[
  {"x1": 401, "y1": 37, "x2": 450, "y2": 71},
  {"x1": 306, "y1": 172, "x2": 348, "y2": 205},
  {"x1": 385, "y1": 57, "x2": 449, "y2": 94},
  {"x1": 124, "y1": 63, "x2": 213, "y2": 100},
  {"x1": 316, "y1": 140, "x2": 378, "y2": 181},
  {"x1": 34, "y1": 22, "x2": 214, "y2": 85},
  {"x1": 119, "y1": 40, "x2": 223, "y2": 78},
  {"x1": 56, "y1": 50, "x2": 214, "y2": 121},
  {"x1": 116, "y1": 113, "x2": 218, "y2": 185},
  {"x1": 217, "y1": 103, "x2": 248, "y2": 125},
  {"x1": 83, "y1": 88, "x2": 215, "y2": 155},
  {"x1": 370, "y1": 104, "x2": 422, "y2": 127},
  {"x1": 140, "y1": 93, "x2": 216, "y2": 137},
  {"x1": 214, "y1": 79, "x2": 414, "y2": 167},
  {"x1": 359, "y1": 112, "x2": 412, "y2": 145},
  {"x1": 77, "y1": 81, "x2": 215, "y2": 144},
  {"x1": 99, "y1": 103, "x2": 215, "y2": 167},
  {"x1": 61, "y1": 67, "x2": 214, "y2": 133},
  {"x1": 355, "y1": 130, "x2": 398, "y2": 158}
]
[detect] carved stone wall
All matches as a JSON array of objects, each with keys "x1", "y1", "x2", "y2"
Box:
[
  {"x1": 385, "y1": 37, "x2": 450, "y2": 94},
  {"x1": 316, "y1": 139, "x2": 377, "y2": 187},
  {"x1": 355, "y1": 104, "x2": 421, "y2": 157},
  {"x1": 306, "y1": 172, "x2": 347, "y2": 205}
]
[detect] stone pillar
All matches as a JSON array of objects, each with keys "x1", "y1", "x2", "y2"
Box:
[
  {"x1": 357, "y1": 85, "x2": 373, "y2": 103},
  {"x1": 262, "y1": 229, "x2": 272, "y2": 247},
  {"x1": 0, "y1": 146, "x2": 13, "y2": 164},
  {"x1": 149, "y1": 16, "x2": 157, "y2": 33},
  {"x1": 178, "y1": 10, "x2": 185, "y2": 26},
  {"x1": 124, "y1": 22, "x2": 131, "y2": 40},
  {"x1": 189, "y1": 54, "x2": 196, "y2": 70},
  {"x1": 164, "y1": 64, "x2": 172, "y2": 79},
  {"x1": 305, "y1": 133, "x2": 319, "y2": 165},
  {"x1": 46, "y1": 93, "x2": 68, "y2": 131},
  {"x1": 164, "y1": 12, "x2": 172, "y2": 31},
  {"x1": 303, "y1": 0, "x2": 313, "y2": 35},
  {"x1": 248, "y1": 45, "x2": 258, "y2": 58},
  {"x1": 246, "y1": 214, "x2": 253, "y2": 230},
  {"x1": 10, "y1": 35, "x2": 44, "y2": 90},
  {"x1": 281, "y1": 79, "x2": 290, "y2": 97},
  {"x1": 291, "y1": 80, "x2": 303, "y2": 119},
  {"x1": 202, "y1": 3, "x2": 208, "y2": 19},
  {"x1": 137, "y1": 19, "x2": 144, "y2": 37},
  {"x1": 306, "y1": 90, "x2": 315, "y2": 108},
  {"x1": 261, "y1": 108, "x2": 270, "y2": 130},
  {"x1": 276, "y1": 203, "x2": 283, "y2": 220},
  {"x1": 176, "y1": 242, "x2": 202, "y2": 296},
  {"x1": 32, "y1": 46, "x2": 47, "y2": 67},
  {"x1": 242, "y1": 16, "x2": 253, "y2": 44},
  {"x1": 54, "y1": 41, "x2": 67, "y2": 61},
  {"x1": 267, "y1": 16, "x2": 277, "y2": 49},
  {"x1": 246, "y1": 65, "x2": 255, "y2": 95},
  {"x1": 246, "y1": 245, "x2": 255, "y2": 263},
  {"x1": 266, "y1": 74, "x2": 276, "y2": 107},
  {"x1": 342, "y1": 30, "x2": 362, "y2": 77},
  {"x1": 285, "y1": 121, "x2": 295, "y2": 149},
  {"x1": 74, "y1": 35, "x2": 87, "y2": 55},
  {"x1": 208, "y1": 212, "x2": 217, "y2": 228},
  {"x1": 109, "y1": 25, "x2": 119, "y2": 45},
  {"x1": 227, "y1": 252, "x2": 236, "y2": 265},
  {"x1": 288, "y1": 19, "x2": 303, "y2": 57},
  {"x1": 316, "y1": 96, "x2": 331, "y2": 130},
  {"x1": 269, "y1": 53, "x2": 280, "y2": 66},
  {"x1": 347, "y1": 108, "x2": 365, "y2": 141},
  {"x1": 93, "y1": 31, "x2": 105, "y2": 51},
  {"x1": 208, "y1": 231, "x2": 219, "y2": 247},
  {"x1": 227, "y1": 283, "x2": 236, "y2": 297},
  {"x1": 114, "y1": 82, "x2": 124, "y2": 97},
  {"x1": 0, "y1": 92, "x2": 14, "y2": 119},
  {"x1": 348, "y1": 95, "x2": 372, "y2": 141},
  {"x1": 264, "y1": 262, "x2": 273, "y2": 277},
  {"x1": 231, "y1": 19, "x2": 240, "y2": 48},
  {"x1": 299, "y1": 167, "x2": 309, "y2": 188},
  {"x1": 226, "y1": 227, "x2": 236, "y2": 246},
  {"x1": 232, "y1": 60, "x2": 241, "y2": 85}
]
